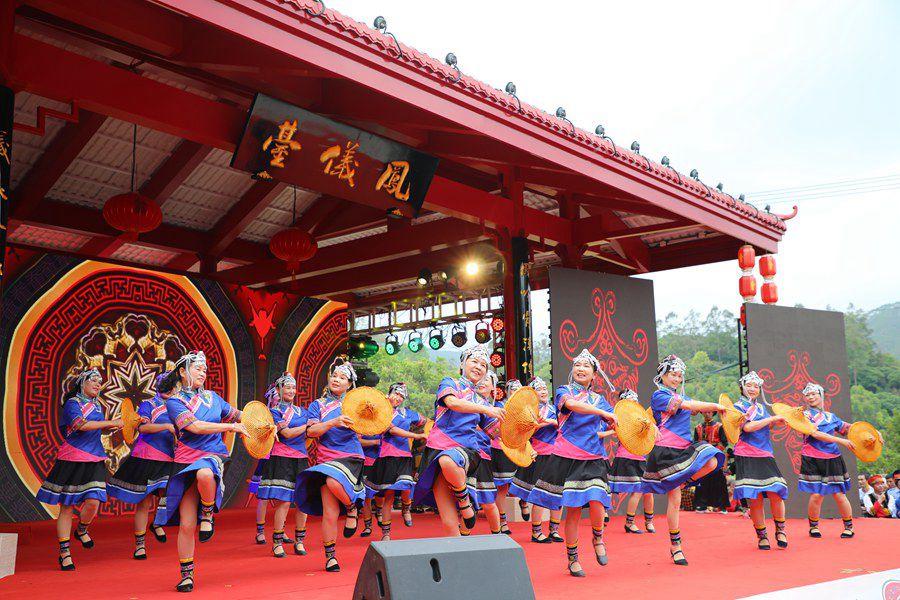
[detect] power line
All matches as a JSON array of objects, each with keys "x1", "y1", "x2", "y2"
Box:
[
  {"x1": 750, "y1": 183, "x2": 900, "y2": 208},
  {"x1": 748, "y1": 173, "x2": 900, "y2": 197}
]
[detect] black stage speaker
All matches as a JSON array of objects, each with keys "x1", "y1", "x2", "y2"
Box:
[{"x1": 352, "y1": 535, "x2": 535, "y2": 600}]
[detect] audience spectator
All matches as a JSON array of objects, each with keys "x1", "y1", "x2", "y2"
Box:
[
  {"x1": 858, "y1": 473, "x2": 871, "y2": 513},
  {"x1": 888, "y1": 470, "x2": 900, "y2": 518},
  {"x1": 693, "y1": 413, "x2": 729, "y2": 513},
  {"x1": 862, "y1": 475, "x2": 896, "y2": 518}
]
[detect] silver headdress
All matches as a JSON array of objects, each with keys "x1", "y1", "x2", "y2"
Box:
[
  {"x1": 275, "y1": 372, "x2": 297, "y2": 391},
  {"x1": 505, "y1": 378, "x2": 521, "y2": 395},
  {"x1": 739, "y1": 371, "x2": 771, "y2": 405},
  {"x1": 330, "y1": 358, "x2": 357, "y2": 388},
  {"x1": 654, "y1": 354, "x2": 687, "y2": 394},
  {"x1": 802, "y1": 382, "x2": 824, "y2": 398},
  {"x1": 618, "y1": 388, "x2": 639, "y2": 402},
  {"x1": 75, "y1": 368, "x2": 102, "y2": 387},
  {"x1": 388, "y1": 382, "x2": 409, "y2": 402},
  {"x1": 175, "y1": 350, "x2": 207, "y2": 389},
  {"x1": 459, "y1": 345, "x2": 490, "y2": 373},
  {"x1": 529, "y1": 376, "x2": 548, "y2": 392},
  {"x1": 569, "y1": 349, "x2": 614, "y2": 392}
]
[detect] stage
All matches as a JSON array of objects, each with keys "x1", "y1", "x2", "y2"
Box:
[{"x1": 1, "y1": 508, "x2": 897, "y2": 599}]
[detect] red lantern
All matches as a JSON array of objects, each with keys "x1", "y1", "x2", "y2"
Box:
[
  {"x1": 739, "y1": 275, "x2": 757, "y2": 302},
  {"x1": 759, "y1": 255, "x2": 777, "y2": 281},
  {"x1": 737, "y1": 244, "x2": 756, "y2": 273},
  {"x1": 490, "y1": 317, "x2": 505, "y2": 333},
  {"x1": 489, "y1": 350, "x2": 504, "y2": 368},
  {"x1": 740, "y1": 304, "x2": 747, "y2": 327},
  {"x1": 269, "y1": 227, "x2": 317, "y2": 272},
  {"x1": 102, "y1": 192, "x2": 163, "y2": 241},
  {"x1": 761, "y1": 282, "x2": 778, "y2": 304}
]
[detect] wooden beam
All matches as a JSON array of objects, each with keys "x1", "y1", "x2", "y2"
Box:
[
  {"x1": 649, "y1": 234, "x2": 741, "y2": 272},
  {"x1": 575, "y1": 217, "x2": 696, "y2": 248},
  {"x1": 217, "y1": 218, "x2": 488, "y2": 286},
  {"x1": 8, "y1": 110, "x2": 106, "y2": 234},
  {"x1": 82, "y1": 140, "x2": 212, "y2": 258},
  {"x1": 582, "y1": 206, "x2": 650, "y2": 273},
  {"x1": 207, "y1": 181, "x2": 286, "y2": 257}
]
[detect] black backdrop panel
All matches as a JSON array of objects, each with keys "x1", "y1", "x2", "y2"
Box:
[
  {"x1": 745, "y1": 303, "x2": 859, "y2": 518},
  {"x1": 548, "y1": 267, "x2": 658, "y2": 405}
]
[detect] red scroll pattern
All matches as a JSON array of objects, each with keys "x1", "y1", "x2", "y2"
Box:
[
  {"x1": 758, "y1": 349, "x2": 842, "y2": 474},
  {"x1": 558, "y1": 287, "x2": 649, "y2": 392}
]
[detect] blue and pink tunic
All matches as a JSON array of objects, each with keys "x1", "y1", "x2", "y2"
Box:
[
  {"x1": 413, "y1": 377, "x2": 498, "y2": 508},
  {"x1": 363, "y1": 407, "x2": 426, "y2": 497},
  {"x1": 293, "y1": 392, "x2": 366, "y2": 515},
  {"x1": 107, "y1": 394, "x2": 175, "y2": 503},
  {"x1": 732, "y1": 399, "x2": 788, "y2": 500},
  {"x1": 527, "y1": 383, "x2": 613, "y2": 509},
  {"x1": 508, "y1": 401, "x2": 557, "y2": 499},
  {"x1": 361, "y1": 434, "x2": 382, "y2": 469},
  {"x1": 641, "y1": 387, "x2": 725, "y2": 494},
  {"x1": 798, "y1": 408, "x2": 852, "y2": 495},
  {"x1": 256, "y1": 400, "x2": 309, "y2": 502},
  {"x1": 36, "y1": 395, "x2": 109, "y2": 505},
  {"x1": 154, "y1": 388, "x2": 238, "y2": 526},
  {"x1": 380, "y1": 408, "x2": 426, "y2": 460}
]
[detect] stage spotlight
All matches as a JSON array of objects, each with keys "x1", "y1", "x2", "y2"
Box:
[
  {"x1": 429, "y1": 328, "x2": 445, "y2": 350},
  {"x1": 489, "y1": 349, "x2": 504, "y2": 368},
  {"x1": 385, "y1": 333, "x2": 399, "y2": 356},
  {"x1": 356, "y1": 365, "x2": 380, "y2": 388},
  {"x1": 474, "y1": 321, "x2": 491, "y2": 344},
  {"x1": 437, "y1": 270, "x2": 450, "y2": 282},
  {"x1": 349, "y1": 336, "x2": 378, "y2": 359},
  {"x1": 408, "y1": 331, "x2": 423, "y2": 353},
  {"x1": 464, "y1": 261, "x2": 479, "y2": 276},
  {"x1": 490, "y1": 317, "x2": 505, "y2": 333},
  {"x1": 450, "y1": 324, "x2": 467, "y2": 347},
  {"x1": 630, "y1": 141, "x2": 640, "y2": 153},
  {"x1": 417, "y1": 268, "x2": 432, "y2": 287}
]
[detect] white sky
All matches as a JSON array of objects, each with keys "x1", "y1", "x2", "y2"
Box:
[{"x1": 329, "y1": 1, "x2": 900, "y2": 323}]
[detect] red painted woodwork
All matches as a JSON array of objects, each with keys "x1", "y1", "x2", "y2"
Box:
[
  {"x1": 739, "y1": 275, "x2": 757, "y2": 302},
  {"x1": 738, "y1": 244, "x2": 756, "y2": 273},
  {"x1": 761, "y1": 282, "x2": 778, "y2": 304},
  {"x1": 759, "y1": 255, "x2": 777, "y2": 280},
  {"x1": 102, "y1": 192, "x2": 163, "y2": 240}
]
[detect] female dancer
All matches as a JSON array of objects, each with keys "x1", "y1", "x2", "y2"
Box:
[
  {"x1": 154, "y1": 351, "x2": 247, "y2": 592},
  {"x1": 257, "y1": 372, "x2": 309, "y2": 557},
  {"x1": 529, "y1": 350, "x2": 617, "y2": 577},
  {"x1": 732, "y1": 372, "x2": 789, "y2": 549},
  {"x1": 468, "y1": 372, "x2": 501, "y2": 535},
  {"x1": 799, "y1": 382, "x2": 872, "y2": 538},
  {"x1": 251, "y1": 385, "x2": 276, "y2": 545},
  {"x1": 509, "y1": 376, "x2": 563, "y2": 543},
  {"x1": 358, "y1": 433, "x2": 382, "y2": 537},
  {"x1": 294, "y1": 358, "x2": 366, "y2": 572},
  {"x1": 490, "y1": 379, "x2": 521, "y2": 534},
  {"x1": 412, "y1": 346, "x2": 504, "y2": 537},
  {"x1": 37, "y1": 369, "x2": 122, "y2": 571},
  {"x1": 641, "y1": 355, "x2": 725, "y2": 566},
  {"x1": 364, "y1": 383, "x2": 427, "y2": 540},
  {"x1": 608, "y1": 389, "x2": 655, "y2": 534},
  {"x1": 108, "y1": 372, "x2": 175, "y2": 559}
]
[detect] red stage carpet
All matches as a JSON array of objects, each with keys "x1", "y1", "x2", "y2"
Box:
[{"x1": 2, "y1": 509, "x2": 898, "y2": 599}]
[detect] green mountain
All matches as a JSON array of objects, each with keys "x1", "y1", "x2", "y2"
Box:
[{"x1": 867, "y1": 302, "x2": 900, "y2": 359}]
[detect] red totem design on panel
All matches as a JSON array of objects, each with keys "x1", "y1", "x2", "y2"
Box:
[
  {"x1": 758, "y1": 349, "x2": 842, "y2": 474},
  {"x1": 558, "y1": 287, "x2": 650, "y2": 392}
]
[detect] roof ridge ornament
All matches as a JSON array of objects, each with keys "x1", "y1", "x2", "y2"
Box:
[
  {"x1": 445, "y1": 53, "x2": 462, "y2": 84},
  {"x1": 373, "y1": 16, "x2": 403, "y2": 59}
]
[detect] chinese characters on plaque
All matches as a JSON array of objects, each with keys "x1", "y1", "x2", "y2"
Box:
[
  {"x1": 231, "y1": 94, "x2": 438, "y2": 216},
  {"x1": 0, "y1": 86, "x2": 13, "y2": 285}
]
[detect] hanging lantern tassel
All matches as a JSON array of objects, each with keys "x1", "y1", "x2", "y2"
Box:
[
  {"x1": 759, "y1": 254, "x2": 777, "y2": 304},
  {"x1": 739, "y1": 274, "x2": 757, "y2": 303}
]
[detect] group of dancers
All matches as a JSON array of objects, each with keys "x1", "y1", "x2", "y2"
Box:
[{"x1": 37, "y1": 345, "x2": 873, "y2": 590}]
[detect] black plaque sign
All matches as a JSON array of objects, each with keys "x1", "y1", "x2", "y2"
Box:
[{"x1": 231, "y1": 93, "x2": 439, "y2": 216}]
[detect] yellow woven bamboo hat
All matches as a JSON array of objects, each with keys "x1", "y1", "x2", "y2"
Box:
[
  {"x1": 718, "y1": 393, "x2": 747, "y2": 446},
  {"x1": 121, "y1": 399, "x2": 142, "y2": 445},
  {"x1": 502, "y1": 439, "x2": 535, "y2": 468},
  {"x1": 241, "y1": 400, "x2": 277, "y2": 459},
  {"x1": 500, "y1": 386, "x2": 541, "y2": 450},
  {"x1": 848, "y1": 421, "x2": 882, "y2": 463},
  {"x1": 342, "y1": 386, "x2": 393, "y2": 436},
  {"x1": 772, "y1": 402, "x2": 815, "y2": 435},
  {"x1": 613, "y1": 399, "x2": 657, "y2": 456}
]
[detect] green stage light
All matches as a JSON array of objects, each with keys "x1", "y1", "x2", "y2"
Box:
[
  {"x1": 385, "y1": 334, "x2": 399, "y2": 355},
  {"x1": 429, "y1": 328, "x2": 444, "y2": 350},
  {"x1": 408, "y1": 331, "x2": 423, "y2": 353},
  {"x1": 349, "y1": 336, "x2": 378, "y2": 359}
]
